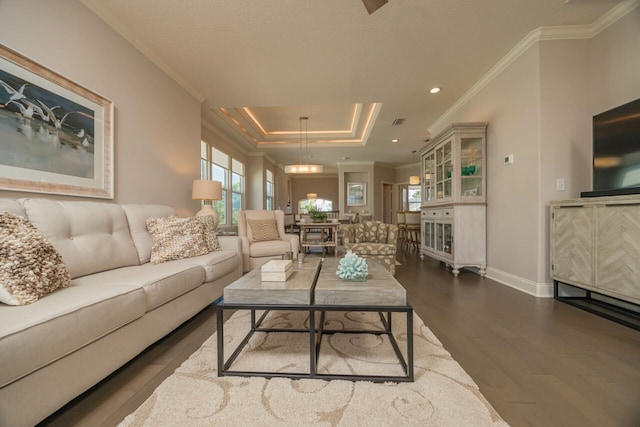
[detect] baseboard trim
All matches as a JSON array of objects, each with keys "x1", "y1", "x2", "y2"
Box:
[{"x1": 485, "y1": 267, "x2": 553, "y2": 298}]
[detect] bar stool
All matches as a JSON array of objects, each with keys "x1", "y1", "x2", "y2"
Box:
[
  {"x1": 396, "y1": 211, "x2": 407, "y2": 245},
  {"x1": 404, "y1": 211, "x2": 421, "y2": 250}
]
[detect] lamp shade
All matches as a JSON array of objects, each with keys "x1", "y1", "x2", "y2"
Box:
[
  {"x1": 409, "y1": 175, "x2": 420, "y2": 185},
  {"x1": 192, "y1": 180, "x2": 222, "y2": 200},
  {"x1": 307, "y1": 192, "x2": 318, "y2": 199}
]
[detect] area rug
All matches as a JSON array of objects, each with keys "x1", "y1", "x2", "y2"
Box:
[{"x1": 119, "y1": 310, "x2": 507, "y2": 426}]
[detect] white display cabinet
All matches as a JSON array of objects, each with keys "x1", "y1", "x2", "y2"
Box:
[{"x1": 420, "y1": 123, "x2": 487, "y2": 276}]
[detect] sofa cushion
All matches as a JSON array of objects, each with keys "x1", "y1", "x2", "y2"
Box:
[
  {"x1": 0, "y1": 213, "x2": 70, "y2": 305},
  {"x1": 0, "y1": 283, "x2": 147, "y2": 388},
  {"x1": 72, "y1": 263, "x2": 206, "y2": 312},
  {"x1": 373, "y1": 222, "x2": 390, "y2": 242},
  {"x1": 346, "y1": 243, "x2": 396, "y2": 256},
  {"x1": 146, "y1": 216, "x2": 209, "y2": 264},
  {"x1": 21, "y1": 199, "x2": 140, "y2": 279},
  {"x1": 249, "y1": 239, "x2": 292, "y2": 258},
  {"x1": 247, "y1": 218, "x2": 280, "y2": 242},
  {"x1": 0, "y1": 198, "x2": 26, "y2": 217},
  {"x1": 122, "y1": 204, "x2": 175, "y2": 264},
  {"x1": 172, "y1": 250, "x2": 239, "y2": 283}
]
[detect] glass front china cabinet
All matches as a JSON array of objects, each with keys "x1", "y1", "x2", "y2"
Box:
[{"x1": 420, "y1": 123, "x2": 487, "y2": 276}]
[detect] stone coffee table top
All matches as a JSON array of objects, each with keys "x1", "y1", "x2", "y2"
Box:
[
  {"x1": 315, "y1": 258, "x2": 406, "y2": 306},
  {"x1": 223, "y1": 259, "x2": 321, "y2": 305},
  {"x1": 223, "y1": 257, "x2": 405, "y2": 307}
]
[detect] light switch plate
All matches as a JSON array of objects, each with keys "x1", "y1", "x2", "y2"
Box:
[{"x1": 504, "y1": 154, "x2": 514, "y2": 165}]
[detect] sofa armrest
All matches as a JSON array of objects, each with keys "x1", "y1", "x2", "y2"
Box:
[
  {"x1": 238, "y1": 235, "x2": 252, "y2": 271},
  {"x1": 282, "y1": 234, "x2": 299, "y2": 259},
  {"x1": 217, "y1": 235, "x2": 240, "y2": 252},
  {"x1": 218, "y1": 236, "x2": 244, "y2": 273}
]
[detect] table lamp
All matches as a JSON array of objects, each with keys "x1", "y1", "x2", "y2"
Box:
[{"x1": 192, "y1": 179, "x2": 223, "y2": 228}]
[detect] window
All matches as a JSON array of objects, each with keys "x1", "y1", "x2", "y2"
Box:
[
  {"x1": 298, "y1": 198, "x2": 333, "y2": 213},
  {"x1": 201, "y1": 142, "x2": 244, "y2": 226},
  {"x1": 231, "y1": 159, "x2": 244, "y2": 224},
  {"x1": 400, "y1": 185, "x2": 421, "y2": 211},
  {"x1": 266, "y1": 169, "x2": 274, "y2": 210},
  {"x1": 211, "y1": 147, "x2": 228, "y2": 224}
]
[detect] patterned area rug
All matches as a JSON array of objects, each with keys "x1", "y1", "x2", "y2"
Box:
[{"x1": 119, "y1": 310, "x2": 507, "y2": 426}]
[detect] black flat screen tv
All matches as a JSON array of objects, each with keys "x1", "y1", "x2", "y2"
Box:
[{"x1": 581, "y1": 97, "x2": 640, "y2": 198}]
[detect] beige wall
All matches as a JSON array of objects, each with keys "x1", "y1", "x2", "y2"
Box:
[
  {"x1": 434, "y1": 45, "x2": 542, "y2": 285},
  {"x1": 539, "y1": 39, "x2": 592, "y2": 284},
  {"x1": 291, "y1": 176, "x2": 339, "y2": 212},
  {"x1": 395, "y1": 163, "x2": 421, "y2": 185},
  {"x1": 246, "y1": 154, "x2": 265, "y2": 209},
  {"x1": 373, "y1": 163, "x2": 396, "y2": 220},
  {"x1": 338, "y1": 162, "x2": 374, "y2": 215},
  {"x1": 428, "y1": 7, "x2": 640, "y2": 295},
  {"x1": 275, "y1": 167, "x2": 292, "y2": 211},
  {"x1": 589, "y1": 7, "x2": 640, "y2": 113},
  {"x1": 0, "y1": 0, "x2": 201, "y2": 216}
]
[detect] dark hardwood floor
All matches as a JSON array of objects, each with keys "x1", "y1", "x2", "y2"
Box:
[{"x1": 40, "y1": 248, "x2": 640, "y2": 427}]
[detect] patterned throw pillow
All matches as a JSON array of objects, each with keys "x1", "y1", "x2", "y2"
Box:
[
  {"x1": 146, "y1": 216, "x2": 209, "y2": 264},
  {"x1": 247, "y1": 219, "x2": 280, "y2": 242},
  {"x1": 0, "y1": 212, "x2": 71, "y2": 305},
  {"x1": 197, "y1": 215, "x2": 221, "y2": 252},
  {"x1": 375, "y1": 222, "x2": 389, "y2": 242},
  {"x1": 352, "y1": 223, "x2": 366, "y2": 243}
]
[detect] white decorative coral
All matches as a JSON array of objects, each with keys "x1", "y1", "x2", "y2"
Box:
[{"x1": 336, "y1": 250, "x2": 368, "y2": 281}]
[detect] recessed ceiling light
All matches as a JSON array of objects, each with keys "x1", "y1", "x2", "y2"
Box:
[
  {"x1": 391, "y1": 139, "x2": 399, "y2": 143},
  {"x1": 429, "y1": 87, "x2": 441, "y2": 94}
]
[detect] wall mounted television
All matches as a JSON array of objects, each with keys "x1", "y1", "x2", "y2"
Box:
[{"x1": 581, "y1": 97, "x2": 640, "y2": 198}]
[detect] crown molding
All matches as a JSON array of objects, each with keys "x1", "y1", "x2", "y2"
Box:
[
  {"x1": 395, "y1": 162, "x2": 420, "y2": 171},
  {"x1": 80, "y1": 0, "x2": 205, "y2": 103},
  {"x1": 429, "y1": 0, "x2": 640, "y2": 134}
]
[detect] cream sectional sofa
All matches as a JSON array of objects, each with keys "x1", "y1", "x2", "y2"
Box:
[{"x1": 0, "y1": 198, "x2": 243, "y2": 427}]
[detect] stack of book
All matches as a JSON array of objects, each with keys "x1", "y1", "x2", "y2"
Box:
[{"x1": 261, "y1": 259, "x2": 293, "y2": 282}]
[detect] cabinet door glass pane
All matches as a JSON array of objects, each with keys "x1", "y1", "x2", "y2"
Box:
[
  {"x1": 443, "y1": 141, "x2": 452, "y2": 160},
  {"x1": 423, "y1": 221, "x2": 430, "y2": 248},
  {"x1": 461, "y1": 177, "x2": 482, "y2": 196},
  {"x1": 443, "y1": 223, "x2": 452, "y2": 254},
  {"x1": 436, "y1": 223, "x2": 443, "y2": 252},
  {"x1": 424, "y1": 154, "x2": 435, "y2": 202},
  {"x1": 444, "y1": 180, "x2": 452, "y2": 198},
  {"x1": 460, "y1": 136, "x2": 482, "y2": 199}
]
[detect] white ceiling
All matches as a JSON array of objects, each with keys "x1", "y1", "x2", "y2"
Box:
[{"x1": 82, "y1": 0, "x2": 624, "y2": 174}]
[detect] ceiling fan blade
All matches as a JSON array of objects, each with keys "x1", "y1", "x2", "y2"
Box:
[{"x1": 362, "y1": 0, "x2": 388, "y2": 15}]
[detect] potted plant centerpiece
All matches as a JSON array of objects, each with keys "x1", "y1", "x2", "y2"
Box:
[{"x1": 308, "y1": 207, "x2": 327, "y2": 223}]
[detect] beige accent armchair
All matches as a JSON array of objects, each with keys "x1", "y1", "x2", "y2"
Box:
[
  {"x1": 342, "y1": 221, "x2": 398, "y2": 275},
  {"x1": 237, "y1": 210, "x2": 299, "y2": 273}
]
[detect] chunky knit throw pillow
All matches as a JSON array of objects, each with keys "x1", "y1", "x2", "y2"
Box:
[
  {"x1": 197, "y1": 215, "x2": 221, "y2": 252},
  {"x1": 0, "y1": 212, "x2": 71, "y2": 305},
  {"x1": 146, "y1": 216, "x2": 209, "y2": 264}
]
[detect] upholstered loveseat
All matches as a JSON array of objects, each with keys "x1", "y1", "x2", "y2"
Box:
[
  {"x1": 0, "y1": 198, "x2": 243, "y2": 427},
  {"x1": 342, "y1": 221, "x2": 398, "y2": 275}
]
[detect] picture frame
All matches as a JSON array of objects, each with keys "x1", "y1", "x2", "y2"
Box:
[
  {"x1": 0, "y1": 44, "x2": 114, "y2": 198},
  {"x1": 347, "y1": 182, "x2": 366, "y2": 206}
]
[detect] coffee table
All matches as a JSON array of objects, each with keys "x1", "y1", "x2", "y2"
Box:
[{"x1": 215, "y1": 258, "x2": 414, "y2": 382}]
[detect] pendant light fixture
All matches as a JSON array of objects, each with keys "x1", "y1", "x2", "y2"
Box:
[
  {"x1": 409, "y1": 150, "x2": 420, "y2": 185},
  {"x1": 285, "y1": 116, "x2": 324, "y2": 174}
]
